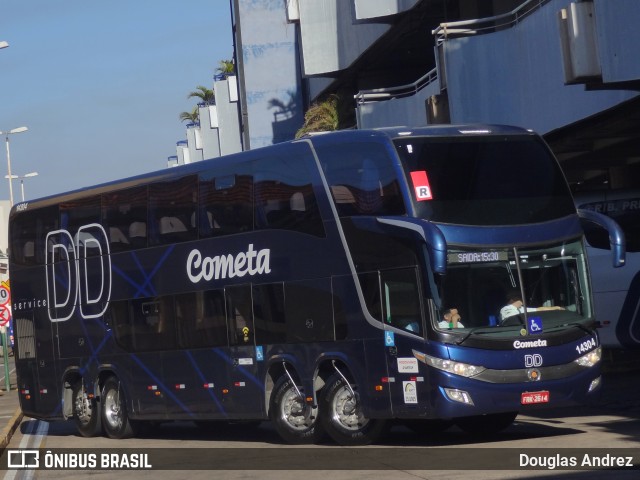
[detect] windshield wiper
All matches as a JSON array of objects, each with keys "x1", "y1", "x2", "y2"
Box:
[
  {"x1": 550, "y1": 321, "x2": 594, "y2": 336},
  {"x1": 454, "y1": 327, "x2": 494, "y2": 345}
]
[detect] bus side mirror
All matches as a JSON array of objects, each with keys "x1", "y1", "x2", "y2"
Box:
[
  {"x1": 377, "y1": 217, "x2": 447, "y2": 274},
  {"x1": 577, "y1": 209, "x2": 626, "y2": 268}
]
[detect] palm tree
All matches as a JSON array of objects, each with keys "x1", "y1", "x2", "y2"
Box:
[
  {"x1": 295, "y1": 94, "x2": 341, "y2": 138},
  {"x1": 216, "y1": 59, "x2": 235, "y2": 80},
  {"x1": 179, "y1": 106, "x2": 200, "y2": 124},
  {"x1": 188, "y1": 85, "x2": 215, "y2": 105}
]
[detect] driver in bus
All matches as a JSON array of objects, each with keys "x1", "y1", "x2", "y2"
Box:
[
  {"x1": 500, "y1": 291, "x2": 564, "y2": 321},
  {"x1": 438, "y1": 307, "x2": 464, "y2": 329}
]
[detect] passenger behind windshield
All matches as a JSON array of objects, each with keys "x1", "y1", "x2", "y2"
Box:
[
  {"x1": 438, "y1": 307, "x2": 464, "y2": 329},
  {"x1": 500, "y1": 291, "x2": 564, "y2": 322}
]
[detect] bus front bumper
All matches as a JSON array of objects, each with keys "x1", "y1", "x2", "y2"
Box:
[{"x1": 428, "y1": 364, "x2": 602, "y2": 419}]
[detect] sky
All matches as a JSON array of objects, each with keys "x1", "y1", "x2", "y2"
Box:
[{"x1": 0, "y1": 0, "x2": 233, "y2": 202}]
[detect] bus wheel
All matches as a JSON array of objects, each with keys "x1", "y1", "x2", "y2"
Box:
[
  {"x1": 455, "y1": 412, "x2": 517, "y2": 436},
  {"x1": 319, "y1": 373, "x2": 386, "y2": 446},
  {"x1": 101, "y1": 376, "x2": 138, "y2": 439},
  {"x1": 269, "y1": 376, "x2": 320, "y2": 444},
  {"x1": 72, "y1": 382, "x2": 102, "y2": 437}
]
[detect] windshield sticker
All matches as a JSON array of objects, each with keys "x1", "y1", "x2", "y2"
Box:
[
  {"x1": 410, "y1": 170, "x2": 433, "y2": 201},
  {"x1": 403, "y1": 381, "x2": 418, "y2": 404},
  {"x1": 527, "y1": 316, "x2": 543, "y2": 335},
  {"x1": 385, "y1": 331, "x2": 395, "y2": 347},
  {"x1": 397, "y1": 357, "x2": 419, "y2": 373}
]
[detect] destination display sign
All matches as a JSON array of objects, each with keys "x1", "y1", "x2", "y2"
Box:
[{"x1": 447, "y1": 251, "x2": 508, "y2": 264}]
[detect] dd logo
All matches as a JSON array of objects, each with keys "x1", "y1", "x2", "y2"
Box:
[
  {"x1": 525, "y1": 354, "x2": 543, "y2": 367},
  {"x1": 45, "y1": 224, "x2": 112, "y2": 322}
]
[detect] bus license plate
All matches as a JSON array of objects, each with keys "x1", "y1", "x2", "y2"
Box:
[{"x1": 521, "y1": 391, "x2": 550, "y2": 405}]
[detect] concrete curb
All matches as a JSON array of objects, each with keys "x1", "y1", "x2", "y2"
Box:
[{"x1": 0, "y1": 408, "x2": 23, "y2": 451}]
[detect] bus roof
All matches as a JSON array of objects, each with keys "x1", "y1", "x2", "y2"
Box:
[{"x1": 11, "y1": 124, "x2": 536, "y2": 216}]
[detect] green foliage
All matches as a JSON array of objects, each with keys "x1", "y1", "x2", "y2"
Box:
[
  {"x1": 179, "y1": 59, "x2": 235, "y2": 125},
  {"x1": 216, "y1": 59, "x2": 235, "y2": 79},
  {"x1": 295, "y1": 94, "x2": 341, "y2": 138},
  {"x1": 179, "y1": 106, "x2": 200, "y2": 124},
  {"x1": 188, "y1": 85, "x2": 215, "y2": 105}
]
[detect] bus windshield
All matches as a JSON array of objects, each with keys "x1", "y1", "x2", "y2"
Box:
[
  {"x1": 394, "y1": 134, "x2": 576, "y2": 225},
  {"x1": 436, "y1": 239, "x2": 592, "y2": 333}
]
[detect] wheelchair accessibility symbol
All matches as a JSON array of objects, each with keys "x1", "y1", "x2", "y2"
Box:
[
  {"x1": 527, "y1": 316, "x2": 543, "y2": 335},
  {"x1": 385, "y1": 331, "x2": 395, "y2": 347}
]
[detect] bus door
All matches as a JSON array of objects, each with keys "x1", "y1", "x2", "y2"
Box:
[
  {"x1": 224, "y1": 285, "x2": 264, "y2": 417},
  {"x1": 379, "y1": 267, "x2": 429, "y2": 416}
]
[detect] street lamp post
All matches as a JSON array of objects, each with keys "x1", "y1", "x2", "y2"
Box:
[
  {"x1": 0, "y1": 126, "x2": 28, "y2": 206},
  {"x1": 5, "y1": 172, "x2": 38, "y2": 202},
  {"x1": 0, "y1": 42, "x2": 13, "y2": 392}
]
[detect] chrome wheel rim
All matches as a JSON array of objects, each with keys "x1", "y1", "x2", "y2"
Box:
[
  {"x1": 330, "y1": 385, "x2": 367, "y2": 431},
  {"x1": 74, "y1": 390, "x2": 93, "y2": 425},
  {"x1": 280, "y1": 386, "x2": 315, "y2": 430},
  {"x1": 103, "y1": 388, "x2": 123, "y2": 430}
]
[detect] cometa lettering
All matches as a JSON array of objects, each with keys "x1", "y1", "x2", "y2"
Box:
[
  {"x1": 187, "y1": 244, "x2": 271, "y2": 283},
  {"x1": 513, "y1": 339, "x2": 548, "y2": 349}
]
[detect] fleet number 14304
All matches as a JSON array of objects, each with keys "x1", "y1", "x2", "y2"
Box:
[{"x1": 576, "y1": 338, "x2": 597, "y2": 355}]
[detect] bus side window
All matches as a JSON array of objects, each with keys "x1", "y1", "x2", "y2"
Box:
[
  {"x1": 284, "y1": 278, "x2": 335, "y2": 342},
  {"x1": 253, "y1": 283, "x2": 286, "y2": 344},
  {"x1": 380, "y1": 268, "x2": 423, "y2": 335},
  {"x1": 111, "y1": 300, "x2": 134, "y2": 351},
  {"x1": 149, "y1": 175, "x2": 197, "y2": 245},
  {"x1": 226, "y1": 286, "x2": 254, "y2": 346},
  {"x1": 176, "y1": 290, "x2": 227, "y2": 348},
  {"x1": 289, "y1": 190, "x2": 324, "y2": 237},
  {"x1": 23, "y1": 241, "x2": 35, "y2": 263},
  {"x1": 199, "y1": 173, "x2": 254, "y2": 237},
  {"x1": 318, "y1": 142, "x2": 405, "y2": 217},
  {"x1": 10, "y1": 205, "x2": 59, "y2": 266},
  {"x1": 144, "y1": 298, "x2": 176, "y2": 350},
  {"x1": 128, "y1": 221, "x2": 147, "y2": 248},
  {"x1": 102, "y1": 187, "x2": 147, "y2": 251},
  {"x1": 358, "y1": 271, "x2": 383, "y2": 322},
  {"x1": 108, "y1": 227, "x2": 130, "y2": 250},
  {"x1": 112, "y1": 297, "x2": 178, "y2": 352},
  {"x1": 330, "y1": 185, "x2": 358, "y2": 216},
  {"x1": 253, "y1": 151, "x2": 325, "y2": 237}
]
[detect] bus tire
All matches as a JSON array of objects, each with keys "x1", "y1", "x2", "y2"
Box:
[
  {"x1": 101, "y1": 376, "x2": 138, "y2": 439},
  {"x1": 269, "y1": 376, "x2": 321, "y2": 444},
  {"x1": 319, "y1": 373, "x2": 386, "y2": 446},
  {"x1": 71, "y1": 382, "x2": 102, "y2": 437},
  {"x1": 455, "y1": 411, "x2": 517, "y2": 436}
]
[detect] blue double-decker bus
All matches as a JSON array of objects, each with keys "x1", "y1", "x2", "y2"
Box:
[
  {"x1": 8, "y1": 125, "x2": 624, "y2": 445},
  {"x1": 575, "y1": 189, "x2": 640, "y2": 349}
]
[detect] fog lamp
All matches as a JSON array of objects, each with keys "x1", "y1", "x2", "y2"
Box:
[
  {"x1": 444, "y1": 388, "x2": 474, "y2": 405},
  {"x1": 588, "y1": 376, "x2": 602, "y2": 393}
]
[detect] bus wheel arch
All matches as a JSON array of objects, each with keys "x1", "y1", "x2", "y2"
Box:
[
  {"x1": 318, "y1": 361, "x2": 387, "y2": 446},
  {"x1": 267, "y1": 361, "x2": 322, "y2": 444}
]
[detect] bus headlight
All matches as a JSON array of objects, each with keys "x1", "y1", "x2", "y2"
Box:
[
  {"x1": 575, "y1": 346, "x2": 602, "y2": 367},
  {"x1": 424, "y1": 354, "x2": 486, "y2": 378}
]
